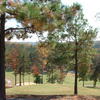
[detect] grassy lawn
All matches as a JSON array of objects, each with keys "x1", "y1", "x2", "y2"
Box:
[
  {"x1": 6, "y1": 72, "x2": 34, "y2": 85},
  {"x1": 6, "y1": 72, "x2": 100, "y2": 96}
]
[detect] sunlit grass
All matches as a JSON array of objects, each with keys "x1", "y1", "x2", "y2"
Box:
[{"x1": 6, "y1": 72, "x2": 100, "y2": 96}]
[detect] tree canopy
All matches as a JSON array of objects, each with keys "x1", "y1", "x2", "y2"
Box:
[{"x1": 0, "y1": 0, "x2": 98, "y2": 100}]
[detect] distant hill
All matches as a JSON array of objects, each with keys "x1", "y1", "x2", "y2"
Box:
[
  {"x1": 6, "y1": 41, "x2": 100, "y2": 48},
  {"x1": 17, "y1": 42, "x2": 38, "y2": 45},
  {"x1": 94, "y1": 41, "x2": 100, "y2": 48},
  {"x1": 6, "y1": 42, "x2": 38, "y2": 46}
]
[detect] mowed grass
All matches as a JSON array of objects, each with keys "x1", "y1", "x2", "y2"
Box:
[
  {"x1": 6, "y1": 84, "x2": 68, "y2": 95},
  {"x1": 6, "y1": 72, "x2": 100, "y2": 96}
]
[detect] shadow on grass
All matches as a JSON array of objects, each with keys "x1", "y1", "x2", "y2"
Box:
[
  {"x1": 85, "y1": 85, "x2": 100, "y2": 89},
  {"x1": 7, "y1": 95, "x2": 66, "y2": 100},
  {"x1": 6, "y1": 95, "x2": 100, "y2": 100}
]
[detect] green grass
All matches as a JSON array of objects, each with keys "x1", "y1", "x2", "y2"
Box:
[
  {"x1": 6, "y1": 72, "x2": 100, "y2": 96},
  {"x1": 6, "y1": 84, "x2": 68, "y2": 95},
  {"x1": 6, "y1": 72, "x2": 34, "y2": 85}
]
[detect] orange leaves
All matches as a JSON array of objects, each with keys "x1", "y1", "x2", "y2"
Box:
[
  {"x1": 32, "y1": 19, "x2": 46, "y2": 31},
  {"x1": 38, "y1": 44, "x2": 49, "y2": 59},
  {"x1": 7, "y1": 0, "x2": 20, "y2": 7},
  {"x1": 42, "y1": 6, "x2": 55, "y2": 19},
  {"x1": 7, "y1": 46, "x2": 19, "y2": 70},
  {"x1": 0, "y1": 0, "x2": 2, "y2": 3},
  {"x1": 46, "y1": 11, "x2": 54, "y2": 19},
  {"x1": 32, "y1": 65, "x2": 40, "y2": 75},
  {"x1": 22, "y1": 18, "x2": 47, "y2": 31},
  {"x1": 7, "y1": 0, "x2": 16, "y2": 6}
]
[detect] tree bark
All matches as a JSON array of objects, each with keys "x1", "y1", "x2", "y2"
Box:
[
  {"x1": 23, "y1": 73, "x2": 24, "y2": 85},
  {"x1": 93, "y1": 80, "x2": 97, "y2": 88},
  {"x1": 28, "y1": 73, "x2": 30, "y2": 84},
  {"x1": 74, "y1": 40, "x2": 78, "y2": 95},
  {"x1": 52, "y1": 68, "x2": 54, "y2": 83},
  {"x1": 14, "y1": 73, "x2": 17, "y2": 86},
  {"x1": 83, "y1": 79, "x2": 84, "y2": 87},
  {"x1": 19, "y1": 70, "x2": 22, "y2": 86},
  {"x1": 0, "y1": 14, "x2": 6, "y2": 100},
  {"x1": 42, "y1": 66, "x2": 44, "y2": 84}
]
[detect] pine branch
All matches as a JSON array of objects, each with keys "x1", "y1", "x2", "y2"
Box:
[
  {"x1": 5, "y1": 27, "x2": 35, "y2": 34},
  {"x1": 5, "y1": 15, "x2": 15, "y2": 19}
]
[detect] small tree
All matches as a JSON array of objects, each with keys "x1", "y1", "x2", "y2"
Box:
[
  {"x1": 63, "y1": 5, "x2": 97, "y2": 94},
  {"x1": 7, "y1": 45, "x2": 19, "y2": 85},
  {"x1": 37, "y1": 42, "x2": 49, "y2": 83},
  {"x1": 32, "y1": 65, "x2": 41, "y2": 84},
  {"x1": 91, "y1": 55, "x2": 100, "y2": 87},
  {"x1": 78, "y1": 42, "x2": 96, "y2": 87},
  {"x1": 46, "y1": 34, "x2": 69, "y2": 84}
]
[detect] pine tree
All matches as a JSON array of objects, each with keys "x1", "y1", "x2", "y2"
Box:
[
  {"x1": 65, "y1": 7, "x2": 97, "y2": 95},
  {"x1": 0, "y1": 0, "x2": 81, "y2": 99}
]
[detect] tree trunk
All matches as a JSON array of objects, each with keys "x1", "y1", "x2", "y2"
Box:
[
  {"x1": 14, "y1": 73, "x2": 17, "y2": 86},
  {"x1": 42, "y1": 67, "x2": 44, "y2": 84},
  {"x1": 19, "y1": 70, "x2": 22, "y2": 86},
  {"x1": 83, "y1": 79, "x2": 85, "y2": 87},
  {"x1": 0, "y1": 14, "x2": 6, "y2": 100},
  {"x1": 23, "y1": 73, "x2": 24, "y2": 85},
  {"x1": 42, "y1": 74, "x2": 43, "y2": 84},
  {"x1": 48, "y1": 73, "x2": 50, "y2": 83},
  {"x1": 28, "y1": 73, "x2": 30, "y2": 85},
  {"x1": 74, "y1": 40, "x2": 78, "y2": 95},
  {"x1": 93, "y1": 80, "x2": 97, "y2": 88},
  {"x1": 52, "y1": 69, "x2": 54, "y2": 83}
]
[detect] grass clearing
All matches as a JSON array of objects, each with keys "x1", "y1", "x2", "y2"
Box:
[{"x1": 6, "y1": 72, "x2": 100, "y2": 96}]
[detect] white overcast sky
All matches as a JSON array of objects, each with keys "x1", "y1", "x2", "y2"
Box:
[
  {"x1": 62, "y1": 0, "x2": 100, "y2": 40},
  {"x1": 6, "y1": 0, "x2": 100, "y2": 42}
]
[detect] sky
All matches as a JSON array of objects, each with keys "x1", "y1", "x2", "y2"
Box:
[
  {"x1": 62, "y1": 0, "x2": 100, "y2": 40},
  {"x1": 6, "y1": 0, "x2": 100, "y2": 42}
]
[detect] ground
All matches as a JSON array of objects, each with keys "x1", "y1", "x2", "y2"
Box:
[
  {"x1": 6, "y1": 84, "x2": 100, "y2": 96},
  {"x1": 7, "y1": 95, "x2": 100, "y2": 100},
  {"x1": 6, "y1": 72, "x2": 100, "y2": 100}
]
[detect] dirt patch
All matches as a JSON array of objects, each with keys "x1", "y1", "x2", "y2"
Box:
[
  {"x1": 7, "y1": 95, "x2": 100, "y2": 100},
  {"x1": 16, "y1": 82, "x2": 36, "y2": 86}
]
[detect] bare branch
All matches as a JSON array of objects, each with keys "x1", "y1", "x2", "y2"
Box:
[
  {"x1": 5, "y1": 27, "x2": 29, "y2": 31},
  {"x1": 5, "y1": 27, "x2": 35, "y2": 34},
  {"x1": 5, "y1": 15, "x2": 15, "y2": 19}
]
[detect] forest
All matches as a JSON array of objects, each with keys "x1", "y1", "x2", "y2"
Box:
[
  {"x1": 5, "y1": 40, "x2": 100, "y2": 88},
  {"x1": 0, "y1": 0, "x2": 100, "y2": 100}
]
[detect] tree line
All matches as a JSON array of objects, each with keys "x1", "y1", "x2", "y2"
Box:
[
  {"x1": 0, "y1": 0, "x2": 99, "y2": 100},
  {"x1": 5, "y1": 35, "x2": 100, "y2": 88}
]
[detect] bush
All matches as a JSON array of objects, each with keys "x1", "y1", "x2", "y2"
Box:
[{"x1": 34, "y1": 74, "x2": 42, "y2": 84}]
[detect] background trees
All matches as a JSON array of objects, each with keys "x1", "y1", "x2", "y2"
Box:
[
  {"x1": 0, "y1": 1, "x2": 69, "y2": 99},
  {"x1": 0, "y1": 0, "x2": 98, "y2": 99},
  {"x1": 6, "y1": 44, "x2": 19, "y2": 85},
  {"x1": 90, "y1": 54, "x2": 100, "y2": 87},
  {"x1": 63, "y1": 8, "x2": 97, "y2": 94},
  {"x1": 5, "y1": 43, "x2": 40, "y2": 85},
  {"x1": 35, "y1": 4, "x2": 97, "y2": 94}
]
